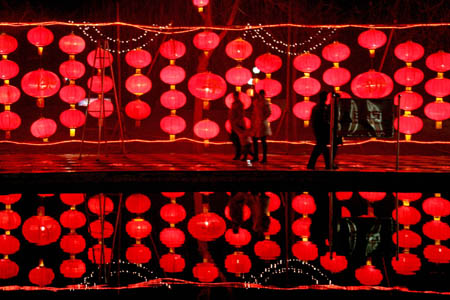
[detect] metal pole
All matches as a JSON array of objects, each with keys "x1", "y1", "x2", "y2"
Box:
[
  {"x1": 396, "y1": 95, "x2": 401, "y2": 170},
  {"x1": 329, "y1": 93, "x2": 336, "y2": 169}
]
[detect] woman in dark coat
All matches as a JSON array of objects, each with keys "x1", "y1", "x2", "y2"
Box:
[
  {"x1": 250, "y1": 89, "x2": 272, "y2": 163},
  {"x1": 228, "y1": 91, "x2": 252, "y2": 160}
]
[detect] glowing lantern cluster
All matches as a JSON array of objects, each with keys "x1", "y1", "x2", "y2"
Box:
[
  {"x1": 422, "y1": 193, "x2": 450, "y2": 264},
  {"x1": 87, "y1": 194, "x2": 114, "y2": 264},
  {"x1": 293, "y1": 52, "x2": 321, "y2": 127},
  {"x1": 391, "y1": 193, "x2": 422, "y2": 275},
  {"x1": 291, "y1": 192, "x2": 318, "y2": 261},
  {"x1": 424, "y1": 51, "x2": 450, "y2": 129},
  {"x1": 322, "y1": 41, "x2": 351, "y2": 93},
  {"x1": 0, "y1": 194, "x2": 21, "y2": 279},
  {"x1": 254, "y1": 192, "x2": 281, "y2": 261},
  {"x1": 0, "y1": 33, "x2": 21, "y2": 139},
  {"x1": 59, "y1": 193, "x2": 86, "y2": 278}
]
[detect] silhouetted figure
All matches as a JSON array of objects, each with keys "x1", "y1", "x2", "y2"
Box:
[
  {"x1": 228, "y1": 191, "x2": 270, "y2": 235},
  {"x1": 250, "y1": 90, "x2": 272, "y2": 163},
  {"x1": 228, "y1": 91, "x2": 252, "y2": 160}
]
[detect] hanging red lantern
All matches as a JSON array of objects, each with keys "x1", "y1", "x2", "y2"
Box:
[
  {"x1": 125, "y1": 99, "x2": 151, "y2": 126},
  {"x1": 60, "y1": 258, "x2": 85, "y2": 278},
  {"x1": 125, "y1": 193, "x2": 151, "y2": 214},
  {"x1": 0, "y1": 234, "x2": 20, "y2": 255},
  {"x1": 0, "y1": 33, "x2": 18, "y2": 55},
  {"x1": 160, "y1": 253, "x2": 185, "y2": 272},
  {"x1": 265, "y1": 216, "x2": 281, "y2": 236},
  {"x1": 59, "y1": 84, "x2": 86, "y2": 105},
  {"x1": 160, "y1": 227, "x2": 185, "y2": 248},
  {"x1": 392, "y1": 205, "x2": 421, "y2": 226},
  {"x1": 394, "y1": 91, "x2": 423, "y2": 111},
  {"x1": 394, "y1": 192, "x2": 422, "y2": 203},
  {"x1": 292, "y1": 193, "x2": 316, "y2": 215},
  {"x1": 27, "y1": 26, "x2": 53, "y2": 55},
  {"x1": 88, "y1": 194, "x2": 114, "y2": 215},
  {"x1": 292, "y1": 217, "x2": 312, "y2": 237},
  {"x1": 0, "y1": 60, "x2": 19, "y2": 80},
  {"x1": 0, "y1": 258, "x2": 18, "y2": 279},
  {"x1": 125, "y1": 48, "x2": 152, "y2": 69},
  {"x1": 226, "y1": 38, "x2": 253, "y2": 62},
  {"x1": 394, "y1": 41, "x2": 424, "y2": 63},
  {"x1": 126, "y1": 218, "x2": 152, "y2": 240},
  {"x1": 351, "y1": 70, "x2": 393, "y2": 99},
  {"x1": 392, "y1": 253, "x2": 421, "y2": 275},
  {"x1": 255, "y1": 78, "x2": 282, "y2": 98},
  {"x1": 423, "y1": 196, "x2": 450, "y2": 217},
  {"x1": 0, "y1": 111, "x2": 21, "y2": 139},
  {"x1": 423, "y1": 220, "x2": 450, "y2": 241},
  {"x1": 160, "y1": 65, "x2": 186, "y2": 86},
  {"x1": 224, "y1": 204, "x2": 251, "y2": 222},
  {"x1": 89, "y1": 220, "x2": 114, "y2": 239},
  {"x1": 0, "y1": 209, "x2": 21, "y2": 231},
  {"x1": 87, "y1": 99, "x2": 114, "y2": 119},
  {"x1": 162, "y1": 192, "x2": 185, "y2": 199},
  {"x1": 59, "y1": 60, "x2": 86, "y2": 80},
  {"x1": 355, "y1": 262, "x2": 383, "y2": 286},
  {"x1": 393, "y1": 115, "x2": 423, "y2": 140},
  {"x1": 193, "y1": 119, "x2": 220, "y2": 141},
  {"x1": 59, "y1": 108, "x2": 86, "y2": 137},
  {"x1": 88, "y1": 244, "x2": 112, "y2": 264},
  {"x1": 160, "y1": 203, "x2": 186, "y2": 224},
  {"x1": 21, "y1": 69, "x2": 61, "y2": 107},
  {"x1": 267, "y1": 103, "x2": 281, "y2": 123},
  {"x1": 322, "y1": 41, "x2": 350, "y2": 63},
  {"x1": 266, "y1": 192, "x2": 281, "y2": 212},
  {"x1": 225, "y1": 66, "x2": 252, "y2": 88},
  {"x1": 225, "y1": 251, "x2": 251, "y2": 275},
  {"x1": 254, "y1": 240, "x2": 281, "y2": 260},
  {"x1": 255, "y1": 53, "x2": 282, "y2": 74},
  {"x1": 126, "y1": 243, "x2": 151, "y2": 264},
  {"x1": 59, "y1": 209, "x2": 86, "y2": 229},
  {"x1": 424, "y1": 244, "x2": 450, "y2": 263},
  {"x1": 192, "y1": 0, "x2": 209, "y2": 12},
  {"x1": 357, "y1": 29, "x2": 387, "y2": 57},
  {"x1": 193, "y1": 261, "x2": 219, "y2": 282},
  {"x1": 193, "y1": 31, "x2": 220, "y2": 53},
  {"x1": 342, "y1": 205, "x2": 352, "y2": 217},
  {"x1": 394, "y1": 66, "x2": 424, "y2": 87},
  {"x1": 336, "y1": 192, "x2": 353, "y2": 201},
  {"x1": 392, "y1": 229, "x2": 422, "y2": 248},
  {"x1": 59, "y1": 33, "x2": 85, "y2": 55},
  {"x1": 160, "y1": 115, "x2": 186, "y2": 139},
  {"x1": 0, "y1": 84, "x2": 20, "y2": 107},
  {"x1": 320, "y1": 252, "x2": 348, "y2": 273},
  {"x1": 322, "y1": 67, "x2": 351, "y2": 88},
  {"x1": 424, "y1": 101, "x2": 450, "y2": 129},
  {"x1": 30, "y1": 118, "x2": 57, "y2": 142},
  {"x1": 60, "y1": 233, "x2": 86, "y2": 255},
  {"x1": 0, "y1": 194, "x2": 22, "y2": 205},
  {"x1": 22, "y1": 206, "x2": 61, "y2": 246},
  {"x1": 160, "y1": 90, "x2": 186, "y2": 110},
  {"x1": 292, "y1": 240, "x2": 318, "y2": 261},
  {"x1": 60, "y1": 193, "x2": 85, "y2": 206},
  {"x1": 225, "y1": 228, "x2": 251, "y2": 248},
  {"x1": 125, "y1": 74, "x2": 151, "y2": 96},
  {"x1": 188, "y1": 72, "x2": 227, "y2": 101},
  {"x1": 29, "y1": 261, "x2": 55, "y2": 287},
  {"x1": 425, "y1": 78, "x2": 450, "y2": 98},
  {"x1": 160, "y1": 39, "x2": 186, "y2": 61},
  {"x1": 293, "y1": 76, "x2": 321, "y2": 97},
  {"x1": 426, "y1": 51, "x2": 450, "y2": 73},
  {"x1": 87, "y1": 48, "x2": 113, "y2": 69},
  {"x1": 293, "y1": 53, "x2": 321, "y2": 73},
  {"x1": 188, "y1": 211, "x2": 226, "y2": 241},
  {"x1": 359, "y1": 192, "x2": 386, "y2": 203},
  {"x1": 224, "y1": 92, "x2": 251, "y2": 110}
]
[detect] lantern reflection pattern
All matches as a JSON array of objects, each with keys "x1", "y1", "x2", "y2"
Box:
[
  {"x1": 0, "y1": 194, "x2": 21, "y2": 279},
  {"x1": 254, "y1": 192, "x2": 281, "y2": 261}
]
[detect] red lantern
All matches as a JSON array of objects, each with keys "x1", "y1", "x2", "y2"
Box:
[
  {"x1": 391, "y1": 253, "x2": 421, "y2": 275},
  {"x1": 126, "y1": 244, "x2": 151, "y2": 264},
  {"x1": 351, "y1": 70, "x2": 393, "y2": 99},
  {"x1": 30, "y1": 118, "x2": 57, "y2": 142},
  {"x1": 192, "y1": 0, "x2": 209, "y2": 12},
  {"x1": 88, "y1": 244, "x2": 112, "y2": 264},
  {"x1": 0, "y1": 210, "x2": 21, "y2": 230},
  {"x1": 193, "y1": 31, "x2": 220, "y2": 52},
  {"x1": 292, "y1": 217, "x2": 312, "y2": 237},
  {"x1": 336, "y1": 192, "x2": 353, "y2": 201},
  {"x1": 87, "y1": 99, "x2": 114, "y2": 119},
  {"x1": 0, "y1": 258, "x2": 18, "y2": 279},
  {"x1": 255, "y1": 53, "x2": 282, "y2": 74},
  {"x1": 292, "y1": 240, "x2": 318, "y2": 261},
  {"x1": 125, "y1": 99, "x2": 151, "y2": 125},
  {"x1": 394, "y1": 41, "x2": 424, "y2": 63},
  {"x1": 226, "y1": 38, "x2": 253, "y2": 62},
  {"x1": 126, "y1": 218, "x2": 152, "y2": 240},
  {"x1": 359, "y1": 192, "x2": 386, "y2": 203},
  {"x1": 0, "y1": 84, "x2": 20, "y2": 106},
  {"x1": 423, "y1": 220, "x2": 450, "y2": 241},
  {"x1": 21, "y1": 69, "x2": 61, "y2": 107},
  {"x1": 160, "y1": 203, "x2": 186, "y2": 224},
  {"x1": 0, "y1": 234, "x2": 20, "y2": 255},
  {"x1": 29, "y1": 262, "x2": 54, "y2": 286},
  {"x1": 59, "y1": 33, "x2": 85, "y2": 55},
  {"x1": 255, "y1": 78, "x2": 282, "y2": 98},
  {"x1": 188, "y1": 211, "x2": 226, "y2": 241},
  {"x1": 265, "y1": 216, "x2": 281, "y2": 236},
  {"x1": 59, "y1": 209, "x2": 86, "y2": 229},
  {"x1": 60, "y1": 108, "x2": 86, "y2": 137},
  {"x1": 225, "y1": 251, "x2": 251, "y2": 275},
  {"x1": 88, "y1": 194, "x2": 114, "y2": 215},
  {"x1": 0, "y1": 60, "x2": 19, "y2": 80},
  {"x1": 160, "y1": 65, "x2": 186, "y2": 86},
  {"x1": 59, "y1": 84, "x2": 86, "y2": 105},
  {"x1": 225, "y1": 66, "x2": 252, "y2": 88},
  {"x1": 87, "y1": 48, "x2": 113, "y2": 69},
  {"x1": 160, "y1": 39, "x2": 186, "y2": 61},
  {"x1": 224, "y1": 92, "x2": 251, "y2": 110},
  {"x1": 60, "y1": 233, "x2": 86, "y2": 254},
  {"x1": 394, "y1": 66, "x2": 424, "y2": 87},
  {"x1": 89, "y1": 220, "x2": 114, "y2": 239},
  {"x1": 392, "y1": 206, "x2": 421, "y2": 226},
  {"x1": 358, "y1": 29, "x2": 387, "y2": 56},
  {"x1": 394, "y1": 192, "x2": 422, "y2": 203},
  {"x1": 425, "y1": 78, "x2": 450, "y2": 98},
  {"x1": 0, "y1": 194, "x2": 21, "y2": 206},
  {"x1": 424, "y1": 101, "x2": 450, "y2": 129},
  {"x1": 394, "y1": 91, "x2": 423, "y2": 111},
  {"x1": 193, "y1": 119, "x2": 220, "y2": 141},
  {"x1": 60, "y1": 193, "x2": 85, "y2": 206},
  {"x1": 160, "y1": 115, "x2": 186, "y2": 139},
  {"x1": 193, "y1": 261, "x2": 219, "y2": 282},
  {"x1": 293, "y1": 53, "x2": 321, "y2": 73},
  {"x1": 423, "y1": 196, "x2": 450, "y2": 217},
  {"x1": 393, "y1": 115, "x2": 423, "y2": 140},
  {"x1": 0, "y1": 111, "x2": 21, "y2": 139},
  {"x1": 355, "y1": 263, "x2": 383, "y2": 286},
  {"x1": 125, "y1": 74, "x2": 151, "y2": 96},
  {"x1": 60, "y1": 258, "x2": 85, "y2": 278},
  {"x1": 188, "y1": 72, "x2": 227, "y2": 101},
  {"x1": 292, "y1": 193, "x2": 316, "y2": 215},
  {"x1": 224, "y1": 204, "x2": 251, "y2": 222},
  {"x1": 160, "y1": 90, "x2": 186, "y2": 110},
  {"x1": 22, "y1": 206, "x2": 61, "y2": 246},
  {"x1": 424, "y1": 244, "x2": 450, "y2": 263},
  {"x1": 160, "y1": 227, "x2": 185, "y2": 248},
  {"x1": 426, "y1": 51, "x2": 450, "y2": 73},
  {"x1": 392, "y1": 229, "x2": 422, "y2": 248},
  {"x1": 225, "y1": 228, "x2": 251, "y2": 248},
  {"x1": 59, "y1": 60, "x2": 85, "y2": 80},
  {"x1": 320, "y1": 252, "x2": 348, "y2": 273},
  {"x1": 125, "y1": 49, "x2": 152, "y2": 69},
  {"x1": 160, "y1": 253, "x2": 185, "y2": 272},
  {"x1": 125, "y1": 193, "x2": 151, "y2": 214},
  {"x1": 162, "y1": 192, "x2": 185, "y2": 199},
  {"x1": 322, "y1": 41, "x2": 350, "y2": 63},
  {"x1": 293, "y1": 77, "x2": 321, "y2": 97},
  {"x1": 27, "y1": 26, "x2": 53, "y2": 54},
  {"x1": 322, "y1": 67, "x2": 351, "y2": 88},
  {"x1": 266, "y1": 192, "x2": 281, "y2": 212},
  {"x1": 0, "y1": 33, "x2": 18, "y2": 55},
  {"x1": 254, "y1": 240, "x2": 281, "y2": 260}
]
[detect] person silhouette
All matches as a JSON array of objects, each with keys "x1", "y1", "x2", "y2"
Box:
[
  {"x1": 250, "y1": 89, "x2": 272, "y2": 163},
  {"x1": 228, "y1": 91, "x2": 252, "y2": 161}
]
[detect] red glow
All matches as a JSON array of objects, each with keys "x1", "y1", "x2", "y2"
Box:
[
  {"x1": 188, "y1": 211, "x2": 226, "y2": 242},
  {"x1": 254, "y1": 240, "x2": 281, "y2": 260},
  {"x1": 193, "y1": 261, "x2": 219, "y2": 283},
  {"x1": 160, "y1": 39, "x2": 186, "y2": 61},
  {"x1": 59, "y1": 33, "x2": 85, "y2": 55},
  {"x1": 88, "y1": 244, "x2": 112, "y2": 264},
  {"x1": 59, "y1": 210, "x2": 86, "y2": 229},
  {"x1": 355, "y1": 263, "x2": 383, "y2": 286},
  {"x1": 125, "y1": 99, "x2": 151, "y2": 122},
  {"x1": 60, "y1": 258, "x2": 85, "y2": 279},
  {"x1": 125, "y1": 193, "x2": 151, "y2": 214},
  {"x1": 394, "y1": 41, "x2": 424, "y2": 63},
  {"x1": 87, "y1": 48, "x2": 113, "y2": 69},
  {"x1": 394, "y1": 91, "x2": 423, "y2": 111},
  {"x1": 60, "y1": 233, "x2": 86, "y2": 255},
  {"x1": 322, "y1": 67, "x2": 351, "y2": 88},
  {"x1": 160, "y1": 90, "x2": 186, "y2": 110},
  {"x1": 293, "y1": 77, "x2": 321, "y2": 97},
  {"x1": 351, "y1": 70, "x2": 393, "y2": 99},
  {"x1": 225, "y1": 66, "x2": 252, "y2": 87},
  {"x1": 160, "y1": 253, "x2": 185, "y2": 273},
  {"x1": 59, "y1": 60, "x2": 85, "y2": 80},
  {"x1": 0, "y1": 60, "x2": 19, "y2": 80},
  {"x1": 225, "y1": 228, "x2": 251, "y2": 248},
  {"x1": 188, "y1": 72, "x2": 227, "y2": 101},
  {"x1": 160, "y1": 227, "x2": 185, "y2": 248},
  {"x1": 255, "y1": 53, "x2": 282, "y2": 74},
  {"x1": 426, "y1": 51, "x2": 450, "y2": 73},
  {"x1": 320, "y1": 252, "x2": 348, "y2": 273},
  {"x1": 30, "y1": 118, "x2": 57, "y2": 141},
  {"x1": 21, "y1": 69, "x2": 61, "y2": 99},
  {"x1": 322, "y1": 41, "x2": 350, "y2": 63},
  {"x1": 89, "y1": 220, "x2": 114, "y2": 239},
  {"x1": 27, "y1": 26, "x2": 53, "y2": 48},
  {"x1": 292, "y1": 193, "x2": 316, "y2": 215},
  {"x1": 126, "y1": 218, "x2": 152, "y2": 240},
  {"x1": 29, "y1": 265, "x2": 54, "y2": 287},
  {"x1": 226, "y1": 38, "x2": 253, "y2": 62},
  {"x1": 255, "y1": 78, "x2": 282, "y2": 98},
  {"x1": 0, "y1": 234, "x2": 20, "y2": 255},
  {"x1": 422, "y1": 196, "x2": 450, "y2": 217},
  {"x1": 292, "y1": 240, "x2": 318, "y2": 261},
  {"x1": 160, "y1": 115, "x2": 186, "y2": 136},
  {"x1": 125, "y1": 48, "x2": 152, "y2": 69},
  {"x1": 194, "y1": 119, "x2": 220, "y2": 140},
  {"x1": 392, "y1": 253, "x2": 421, "y2": 275},
  {"x1": 0, "y1": 84, "x2": 20, "y2": 106},
  {"x1": 87, "y1": 99, "x2": 114, "y2": 119},
  {"x1": 160, "y1": 203, "x2": 186, "y2": 224},
  {"x1": 22, "y1": 207, "x2": 61, "y2": 246},
  {"x1": 59, "y1": 84, "x2": 86, "y2": 105},
  {"x1": 125, "y1": 74, "x2": 152, "y2": 95},
  {"x1": 394, "y1": 66, "x2": 424, "y2": 87},
  {"x1": 293, "y1": 53, "x2": 321, "y2": 73},
  {"x1": 225, "y1": 252, "x2": 251, "y2": 275},
  {"x1": 160, "y1": 65, "x2": 186, "y2": 86},
  {"x1": 0, "y1": 33, "x2": 18, "y2": 55},
  {"x1": 193, "y1": 31, "x2": 220, "y2": 52},
  {"x1": 126, "y1": 244, "x2": 151, "y2": 264},
  {"x1": 358, "y1": 29, "x2": 387, "y2": 50}
]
